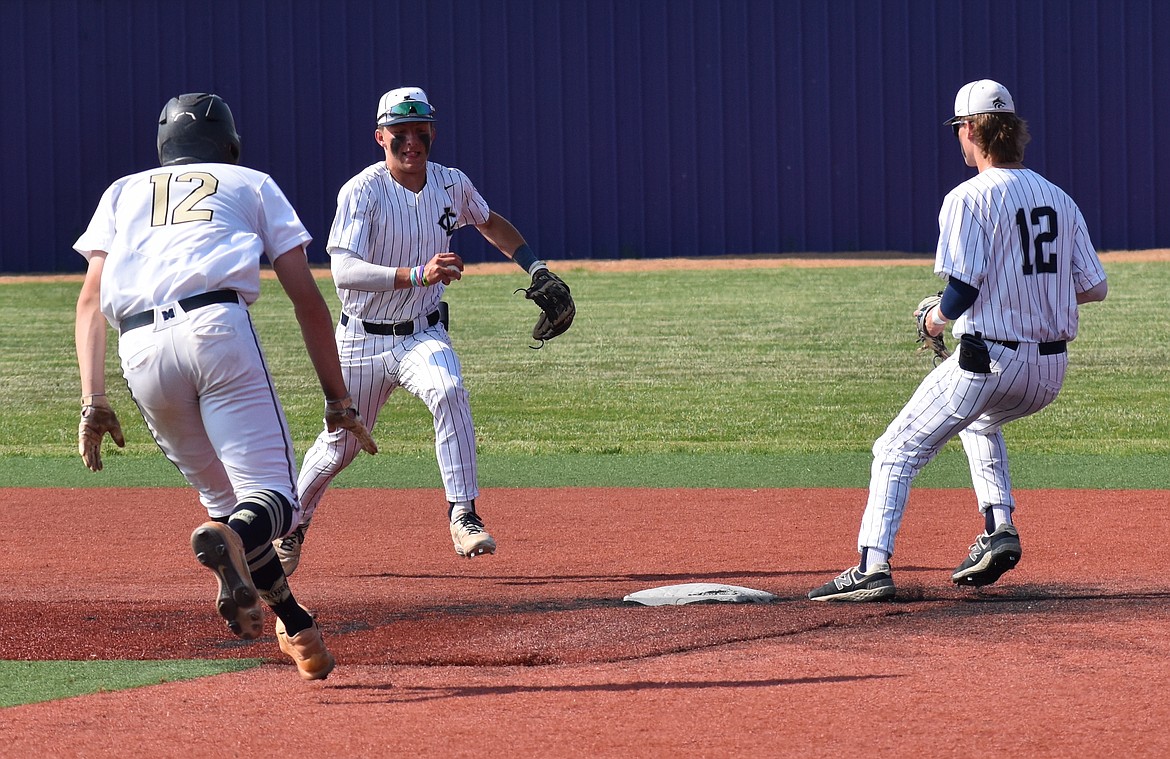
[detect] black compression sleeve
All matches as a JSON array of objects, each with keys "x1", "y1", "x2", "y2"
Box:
[{"x1": 940, "y1": 277, "x2": 979, "y2": 319}]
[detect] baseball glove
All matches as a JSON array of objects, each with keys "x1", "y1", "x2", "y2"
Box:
[
  {"x1": 520, "y1": 269, "x2": 575, "y2": 345},
  {"x1": 914, "y1": 291, "x2": 951, "y2": 364}
]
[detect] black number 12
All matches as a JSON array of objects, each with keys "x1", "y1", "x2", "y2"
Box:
[{"x1": 1016, "y1": 206, "x2": 1058, "y2": 275}]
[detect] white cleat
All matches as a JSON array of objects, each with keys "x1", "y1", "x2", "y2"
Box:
[{"x1": 450, "y1": 512, "x2": 497, "y2": 558}]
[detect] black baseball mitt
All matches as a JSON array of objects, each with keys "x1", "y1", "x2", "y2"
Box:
[
  {"x1": 914, "y1": 291, "x2": 950, "y2": 364},
  {"x1": 520, "y1": 269, "x2": 575, "y2": 344}
]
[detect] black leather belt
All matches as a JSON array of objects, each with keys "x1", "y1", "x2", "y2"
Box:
[
  {"x1": 119, "y1": 290, "x2": 240, "y2": 335},
  {"x1": 341, "y1": 309, "x2": 441, "y2": 336},
  {"x1": 989, "y1": 339, "x2": 1067, "y2": 355}
]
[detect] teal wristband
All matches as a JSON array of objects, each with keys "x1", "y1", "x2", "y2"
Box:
[{"x1": 512, "y1": 244, "x2": 541, "y2": 273}]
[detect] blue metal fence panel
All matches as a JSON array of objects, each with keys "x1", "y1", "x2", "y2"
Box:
[{"x1": 1, "y1": 0, "x2": 1167, "y2": 273}]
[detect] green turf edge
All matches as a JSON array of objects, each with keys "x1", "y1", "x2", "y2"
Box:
[
  {"x1": 2, "y1": 451, "x2": 1165, "y2": 489},
  {"x1": 0, "y1": 659, "x2": 264, "y2": 708}
]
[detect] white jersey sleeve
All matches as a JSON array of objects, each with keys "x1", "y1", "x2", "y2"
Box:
[
  {"x1": 934, "y1": 168, "x2": 1104, "y2": 343},
  {"x1": 75, "y1": 183, "x2": 120, "y2": 261},
  {"x1": 1067, "y1": 204, "x2": 1107, "y2": 294}
]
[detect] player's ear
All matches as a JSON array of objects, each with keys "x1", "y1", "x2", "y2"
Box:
[{"x1": 374, "y1": 128, "x2": 387, "y2": 148}]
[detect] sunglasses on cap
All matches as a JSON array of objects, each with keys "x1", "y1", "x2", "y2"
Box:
[{"x1": 381, "y1": 100, "x2": 436, "y2": 120}]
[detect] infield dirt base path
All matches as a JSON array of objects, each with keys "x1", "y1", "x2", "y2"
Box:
[{"x1": 2, "y1": 486, "x2": 1168, "y2": 757}]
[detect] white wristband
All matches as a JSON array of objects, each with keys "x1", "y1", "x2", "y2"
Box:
[{"x1": 929, "y1": 308, "x2": 948, "y2": 329}]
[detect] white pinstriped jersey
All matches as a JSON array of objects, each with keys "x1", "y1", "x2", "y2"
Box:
[
  {"x1": 74, "y1": 163, "x2": 311, "y2": 328},
  {"x1": 327, "y1": 161, "x2": 490, "y2": 323},
  {"x1": 936, "y1": 168, "x2": 1105, "y2": 343}
]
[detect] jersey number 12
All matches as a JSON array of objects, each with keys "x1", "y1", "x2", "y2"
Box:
[
  {"x1": 1015, "y1": 206, "x2": 1057, "y2": 275},
  {"x1": 149, "y1": 172, "x2": 219, "y2": 227}
]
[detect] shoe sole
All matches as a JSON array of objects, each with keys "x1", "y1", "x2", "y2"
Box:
[
  {"x1": 454, "y1": 542, "x2": 496, "y2": 558},
  {"x1": 453, "y1": 534, "x2": 497, "y2": 558},
  {"x1": 808, "y1": 585, "x2": 896, "y2": 602},
  {"x1": 191, "y1": 524, "x2": 264, "y2": 640},
  {"x1": 952, "y1": 546, "x2": 1021, "y2": 587}
]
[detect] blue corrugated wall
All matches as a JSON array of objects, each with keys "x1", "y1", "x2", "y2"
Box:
[{"x1": 1, "y1": 0, "x2": 1167, "y2": 273}]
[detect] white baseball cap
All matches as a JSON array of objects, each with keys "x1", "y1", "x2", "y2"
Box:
[
  {"x1": 944, "y1": 79, "x2": 1015, "y2": 125},
  {"x1": 376, "y1": 87, "x2": 436, "y2": 126}
]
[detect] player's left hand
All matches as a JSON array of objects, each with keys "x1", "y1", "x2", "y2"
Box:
[
  {"x1": 78, "y1": 402, "x2": 126, "y2": 472},
  {"x1": 325, "y1": 395, "x2": 378, "y2": 455},
  {"x1": 520, "y1": 269, "x2": 575, "y2": 346},
  {"x1": 914, "y1": 292, "x2": 951, "y2": 364}
]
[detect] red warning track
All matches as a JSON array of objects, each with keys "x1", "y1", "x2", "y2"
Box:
[{"x1": 2, "y1": 487, "x2": 1168, "y2": 756}]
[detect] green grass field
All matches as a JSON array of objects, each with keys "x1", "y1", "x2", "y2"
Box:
[
  {"x1": 1, "y1": 258, "x2": 1165, "y2": 488},
  {"x1": 0, "y1": 660, "x2": 262, "y2": 707}
]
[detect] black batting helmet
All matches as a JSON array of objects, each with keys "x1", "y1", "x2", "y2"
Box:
[{"x1": 157, "y1": 93, "x2": 242, "y2": 166}]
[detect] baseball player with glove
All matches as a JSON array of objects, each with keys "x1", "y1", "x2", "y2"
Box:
[
  {"x1": 74, "y1": 93, "x2": 377, "y2": 680},
  {"x1": 809, "y1": 80, "x2": 1108, "y2": 601},
  {"x1": 278, "y1": 86, "x2": 574, "y2": 575}
]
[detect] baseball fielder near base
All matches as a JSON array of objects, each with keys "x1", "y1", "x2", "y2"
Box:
[
  {"x1": 276, "y1": 86, "x2": 574, "y2": 575},
  {"x1": 808, "y1": 80, "x2": 1108, "y2": 602}
]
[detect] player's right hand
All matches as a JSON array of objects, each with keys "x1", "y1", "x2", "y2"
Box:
[
  {"x1": 79, "y1": 403, "x2": 126, "y2": 472},
  {"x1": 324, "y1": 396, "x2": 378, "y2": 455},
  {"x1": 428, "y1": 252, "x2": 464, "y2": 285}
]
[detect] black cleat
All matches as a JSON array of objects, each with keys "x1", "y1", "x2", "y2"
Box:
[
  {"x1": 808, "y1": 563, "x2": 896, "y2": 601},
  {"x1": 191, "y1": 522, "x2": 264, "y2": 639},
  {"x1": 952, "y1": 524, "x2": 1022, "y2": 587}
]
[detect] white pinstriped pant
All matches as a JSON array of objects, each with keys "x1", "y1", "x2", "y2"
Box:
[
  {"x1": 857, "y1": 341, "x2": 1067, "y2": 556},
  {"x1": 296, "y1": 319, "x2": 478, "y2": 524}
]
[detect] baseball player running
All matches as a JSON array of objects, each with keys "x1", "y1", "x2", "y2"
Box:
[
  {"x1": 74, "y1": 93, "x2": 377, "y2": 679},
  {"x1": 809, "y1": 80, "x2": 1108, "y2": 601},
  {"x1": 276, "y1": 86, "x2": 574, "y2": 575}
]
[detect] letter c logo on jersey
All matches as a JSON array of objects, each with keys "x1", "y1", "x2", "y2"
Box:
[{"x1": 437, "y1": 207, "x2": 458, "y2": 237}]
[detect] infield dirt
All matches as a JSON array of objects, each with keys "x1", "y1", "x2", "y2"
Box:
[
  {"x1": 3, "y1": 247, "x2": 1165, "y2": 284},
  {"x1": 3, "y1": 486, "x2": 1168, "y2": 757}
]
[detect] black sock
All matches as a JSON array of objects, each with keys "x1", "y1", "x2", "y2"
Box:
[
  {"x1": 227, "y1": 491, "x2": 312, "y2": 635},
  {"x1": 249, "y1": 553, "x2": 313, "y2": 635},
  {"x1": 984, "y1": 510, "x2": 996, "y2": 534},
  {"x1": 227, "y1": 490, "x2": 294, "y2": 551}
]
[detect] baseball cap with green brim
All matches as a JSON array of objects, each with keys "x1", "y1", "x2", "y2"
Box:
[
  {"x1": 944, "y1": 79, "x2": 1015, "y2": 125},
  {"x1": 377, "y1": 87, "x2": 436, "y2": 126}
]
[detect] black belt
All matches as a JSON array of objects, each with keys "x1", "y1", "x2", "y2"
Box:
[
  {"x1": 341, "y1": 309, "x2": 441, "y2": 336},
  {"x1": 989, "y1": 338, "x2": 1067, "y2": 355},
  {"x1": 119, "y1": 290, "x2": 240, "y2": 335}
]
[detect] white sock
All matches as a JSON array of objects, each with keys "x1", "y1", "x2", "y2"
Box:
[
  {"x1": 861, "y1": 547, "x2": 890, "y2": 572},
  {"x1": 991, "y1": 505, "x2": 1013, "y2": 529},
  {"x1": 449, "y1": 500, "x2": 474, "y2": 522}
]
